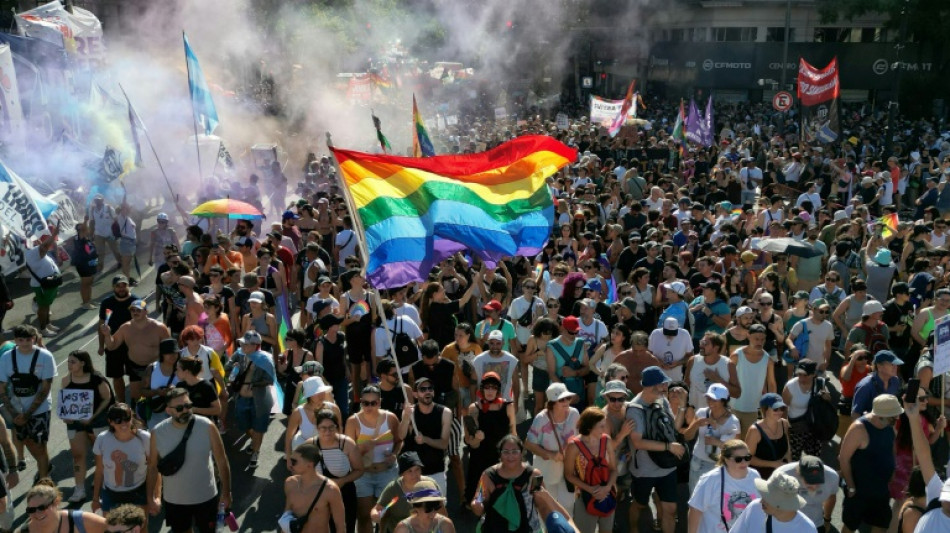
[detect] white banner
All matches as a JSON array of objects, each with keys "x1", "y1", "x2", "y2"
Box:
[
  {"x1": 556, "y1": 113, "x2": 569, "y2": 130},
  {"x1": 0, "y1": 45, "x2": 23, "y2": 143},
  {"x1": 934, "y1": 313, "x2": 950, "y2": 376},
  {"x1": 58, "y1": 388, "x2": 94, "y2": 421},
  {"x1": 494, "y1": 107, "x2": 507, "y2": 120},
  {"x1": 16, "y1": 1, "x2": 104, "y2": 63},
  {"x1": 589, "y1": 95, "x2": 637, "y2": 127}
]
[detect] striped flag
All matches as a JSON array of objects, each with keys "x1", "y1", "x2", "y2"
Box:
[
  {"x1": 412, "y1": 95, "x2": 435, "y2": 157},
  {"x1": 183, "y1": 32, "x2": 219, "y2": 136}
]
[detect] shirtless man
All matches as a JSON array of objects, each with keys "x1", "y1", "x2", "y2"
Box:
[
  {"x1": 175, "y1": 276, "x2": 204, "y2": 328},
  {"x1": 281, "y1": 442, "x2": 345, "y2": 533},
  {"x1": 99, "y1": 299, "x2": 171, "y2": 403}
]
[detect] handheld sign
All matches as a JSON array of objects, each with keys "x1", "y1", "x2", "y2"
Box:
[
  {"x1": 58, "y1": 388, "x2": 94, "y2": 421},
  {"x1": 933, "y1": 313, "x2": 950, "y2": 376}
]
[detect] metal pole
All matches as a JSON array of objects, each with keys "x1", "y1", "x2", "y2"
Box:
[{"x1": 886, "y1": 0, "x2": 910, "y2": 158}]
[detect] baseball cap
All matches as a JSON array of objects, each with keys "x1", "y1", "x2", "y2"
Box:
[
  {"x1": 873, "y1": 350, "x2": 904, "y2": 365},
  {"x1": 663, "y1": 281, "x2": 687, "y2": 296},
  {"x1": 583, "y1": 279, "x2": 603, "y2": 292},
  {"x1": 798, "y1": 455, "x2": 825, "y2": 485},
  {"x1": 863, "y1": 300, "x2": 885, "y2": 315},
  {"x1": 413, "y1": 376, "x2": 433, "y2": 390},
  {"x1": 482, "y1": 300, "x2": 503, "y2": 313},
  {"x1": 282, "y1": 210, "x2": 300, "y2": 220},
  {"x1": 239, "y1": 330, "x2": 263, "y2": 346},
  {"x1": 112, "y1": 275, "x2": 129, "y2": 286},
  {"x1": 488, "y1": 330, "x2": 504, "y2": 342},
  {"x1": 735, "y1": 306, "x2": 754, "y2": 318},
  {"x1": 562, "y1": 316, "x2": 580, "y2": 334},
  {"x1": 705, "y1": 383, "x2": 730, "y2": 401},
  {"x1": 641, "y1": 366, "x2": 671, "y2": 387},
  {"x1": 662, "y1": 317, "x2": 679, "y2": 336},
  {"x1": 760, "y1": 392, "x2": 787, "y2": 410},
  {"x1": 248, "y1": 291, "x2": 265, "y2": 304},
  {"x1": 129, "y1": 299, "x2": 147, "y2": 311},
  {"x1": 294, "y1": 360, "x2": 324, "y2": 376}
]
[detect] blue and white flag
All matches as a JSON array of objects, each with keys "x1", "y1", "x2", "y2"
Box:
[
  {"x1": 0, "y1": 159, "x2": 49, "y2": 238},
  {"x1": 183, "y1": 32, "x2": 218, "y2": 136}
]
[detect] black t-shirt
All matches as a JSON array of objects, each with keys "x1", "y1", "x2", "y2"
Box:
[
  {"x1": 427, "y1": 300, "x2": 460, "y2": 349},
  {"x1": 100, "y1": 294, "x2": 138, "y2": 356},
  {"x1": 882, "y1": 299, "x2": 914, "y2": 351},
  {"x1": 198, "y1": 286, "x2": 235, "y2": 316},
  {"x1": 179, "y1": 379, "x2": 217, "y2": 410},
  {"x1": 616, "y1": 247, "x2": 646, "y2": 282},
  {"x1": 409, "y1": 358, "x2": 457, "y2": 409}
]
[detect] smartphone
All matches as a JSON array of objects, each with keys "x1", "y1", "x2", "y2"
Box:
[
  {"x1": 463, "y1": 415, "x2": 478, "y2": 436},
  {"x1": 906, "y1": 378, "x2": 921, "y2": 404},
  {"x1": 529, "y1": 474, "x2": 543, "y2": 493}
]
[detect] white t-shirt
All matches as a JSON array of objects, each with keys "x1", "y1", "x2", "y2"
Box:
[
  {"x1": 788, "y1": 319, "x2": 835, "y2": 365},
  {"x1": 393, "y1": 303, "x2": 421, "y2": 326},
  {"x1": 334, "y1": 229, "x2": 359, "y2": 267},
  {"x1": 795, "y1": 192, "x2": 822, "y2": 210},
  {"x1": 691, "y1": 408, "x2": 741, "y2": 463},
  {"x1": 90, "y1": 204, "x2": 116, "y2": 238},
  {"x1": 728, "y1": 499, "x2": 817, "y2": 533},
  {"x1": 93, "y1": 430, "x2": 150, "y2": 491},
  {"x1": 915, "y1": 509, "x2": 950, "y2": 532},
  {"x1": 0, "y1": 347, "x2": 57, "y2": 414},
  {"x1": 577, "y1": 317, "x2": 608, "y2": 354},
  {"x1": 24, "y1": 246, "x2": 59, "y2": 289},
  {"x1": 472, "y1": 351, "x2": 520, "y2": 400},
  {"x1": 648, "y1": 328, "x2": 693, "y2": 381},
  {"x1": 687, "y1": 466, "x2": 762, "y2": 532},
  {"x1": 508, "y1": 295, "x2": 546, "y2": 344},
  {"x1": 775, "y1": 463, "x2": 839, "y2": 527}
]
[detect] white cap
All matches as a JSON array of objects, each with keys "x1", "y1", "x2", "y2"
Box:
[
  {"x1": 736, "y1": 306, "x2": 754, "y2": 317},
  {"x1": 488, "y1": 330, "x2": 504, "y2": 342},
  {"x1": 862, "y1": 300, "x2": 885, "y2": 315},
  {"x1": 662, "y1": 317, "x2": 680, "y2": 334},
  {"x1": 705, "y1": 383, "x2": 730, "y2": 401},
  {"x1": 833, "y1": 210, "x2": 848, "y2": 222},
  {"x1": 663, "y1": 281, "x2": 687, "y2": 296}
]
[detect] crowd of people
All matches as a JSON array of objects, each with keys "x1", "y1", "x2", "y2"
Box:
[{"x1": 4, "y1": 98, "x2": 950, "y2": 533}]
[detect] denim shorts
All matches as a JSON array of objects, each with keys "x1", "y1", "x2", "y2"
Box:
[
  {"x1": 354, "y1": 464, "x2": 397, "y2": 498},
  {"x1": 235, "y1": 397, "x2": 270, "y2": 433}
]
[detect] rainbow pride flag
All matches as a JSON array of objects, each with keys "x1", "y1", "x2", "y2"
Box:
[
  {"x1": 880, "y1": 213, "x2": 899, "y2": 238},
  {"x1": 331, "y1": 135, "x2": 576, "y2": 289},
  {"x1": 412, "y1": 94, "x2": 435, "y2": 158}
]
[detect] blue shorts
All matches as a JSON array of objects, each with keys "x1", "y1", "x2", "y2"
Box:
[
  {"x1": 354, "y1": 465, "x2": 397, "y2": 498},
  {"x1": 235, "y1": 397, "x2": 270, "y2": 433}
]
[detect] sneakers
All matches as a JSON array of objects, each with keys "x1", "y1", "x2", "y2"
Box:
[
  {"x1": 40, "y1": 328, "x2": 56, "y2": 337},
  {"x1": 16, "y1": 460, "x2": 25, "y2": 472},
  {"x1": 47, "y1": 324, "x2": 60, "y2": 332},
  {"x1": 129, "y1": 278, "x2": 139, "y2": 287},
  {"x1": 67, "y1": 487, "x2": 85, "y2": 503},
  {"x1": 249, "y1": 452, "x2": 259, "y2": 468},
  {"x1": 81, "y1": 303, "x2": 97, "y2": 310}
]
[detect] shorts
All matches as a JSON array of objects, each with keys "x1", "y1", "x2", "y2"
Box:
[
  {"x1": 842, "y1": 493, "x2": 891, "y2": 530},
  {"x1": 100, "y1": 484, "x2": 147, "y2": 512},
  {"x1": 75, "y1": 266, "x2": 97, "y2": 278},
  {"x1": 66, "y1": 423, "x2": 108, "y2": 440},
  {"x1": 163, "y1": 495, "x2": 219, "y2": 533},
  {"x1": 32, "y1": 287, "x2": 57, "y2": 308},
  {"x1": 14, "y1": 411, "x2": 50, "y2": 444},
  {"x1": 355, "y1": 464, "x2": 397, "y2": 498},
  {"x1": 532, "y1": 366, "x2": 550, "y2": 392},
  {"x1": 234, "y1": 396, "x2": 270, "y2": 434},
  {"x1": 118, "y1": 237, "x2": 136, "y2": 256},
  {"x1": 631, "y1": 470, "x2": 678, "y2": 505},
  {"x1": 584, "y1": 372, "x2": 598, "y2": 385},
  {"x1": 126, "y1": 360, "x2": 149, "y2": 382},
  {"x1": 104, "y1": 348, "x2": 129, "y2": 379}
]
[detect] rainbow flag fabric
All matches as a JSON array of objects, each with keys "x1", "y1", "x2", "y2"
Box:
[
  {"x1": 412, "y1": 95, "x2": 435, "y2": 157},
  {"x1": 331, "y1": 135, "x2": 576, "y2": 289},
  {"x1": 880, "y1": 213, "x2": 899, "y2": 238}
]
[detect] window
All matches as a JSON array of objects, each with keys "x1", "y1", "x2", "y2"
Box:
[
  {"x1": 814, "y1": 28, "x2": 850, "y2": 43},
  {"x1": 860, "y1": 28, "x2": 883, "y2": 42},
  {"x1": 670, "y1": 29, "x2": 685, "y2": 42},
  {"x1": 687, "y1": 28, "x2": 708, "y2": 42},
  {"x1": 714, "y1": 27, "x2": 756, "y2": 42},
  {"x1": 766, "y1": 27, "x2": 795, "y2": 42}
]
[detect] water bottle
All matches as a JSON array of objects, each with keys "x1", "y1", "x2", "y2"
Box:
[
  {"x1": 217, "y1": 502, "x2": 227, "y2": 529},
  {"x1": 705, "y1": 424, "x2": 718, "y2": 462}
]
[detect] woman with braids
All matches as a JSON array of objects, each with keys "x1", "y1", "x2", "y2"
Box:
[{"x1": 60, "y1": 350, "x2": 114, "y2": 503}]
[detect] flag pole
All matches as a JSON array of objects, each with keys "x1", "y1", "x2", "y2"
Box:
[
  {"x1": 118, "y1": 83, "x2": 190, "y2": 223},
  {"x1": 183, "y1": 31, "x2": 204, "y2": 188},
  {"x1": 325, "y1": 132, "x2": 416, "y2": 430}
]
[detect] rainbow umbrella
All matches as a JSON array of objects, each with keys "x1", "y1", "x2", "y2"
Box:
[{"x1": 191, "y1": 198, "x2": 264, "y2": 219}]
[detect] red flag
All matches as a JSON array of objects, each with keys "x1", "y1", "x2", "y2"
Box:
[{"x1": 607, "y1": 80, "x2": 636, "y2": 138}]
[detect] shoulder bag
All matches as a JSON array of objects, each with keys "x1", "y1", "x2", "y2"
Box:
[
  {"x1": 289, "y1": 479, "x2": 328, "y2": 533},
  {"x1": 532, "y1": 411, "x2": 564, "y2": 486},
  {"x1": 156, "y1": 417, "x2": 196, "y2": 477}
]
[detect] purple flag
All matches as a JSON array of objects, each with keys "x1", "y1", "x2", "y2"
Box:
[
  {"x1": 685, "y1": 99, "x2": 702, "y2": 145},
  {"x1": 701, "y1": 95, "x2": 714, "y2": 147}
]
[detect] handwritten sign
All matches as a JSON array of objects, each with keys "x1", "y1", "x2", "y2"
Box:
[
  {"x1": 58, "y1": 388, "x2": 93, "y2": 421},
  {"x1": 934, "y1": 314, "x2": 950, "y2": 376}
]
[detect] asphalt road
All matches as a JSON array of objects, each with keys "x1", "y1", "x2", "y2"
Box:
[{"x1": 1, "y1": 224, "x2": 854, "y2": 532}]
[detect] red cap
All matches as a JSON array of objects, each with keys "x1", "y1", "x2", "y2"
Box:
[
  {"x1": 562, "y1": 316, "x2": 580, "y2": 334},
  {"x1": 482, "y1": 300, "x2": 503, "y2": 312},
  {"x1": 481, "y1": 371, "x2": 502, "y2": 385}
]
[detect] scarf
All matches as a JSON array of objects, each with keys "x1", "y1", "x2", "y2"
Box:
[{"x1": 476, "y1": 389, "x2": 504, "y2": 413}]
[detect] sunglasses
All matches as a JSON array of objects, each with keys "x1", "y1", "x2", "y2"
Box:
[
  {"x1": 816, "y1": 309, "x2": 830, "y2": 315},
  {"x1": 26, "y1": 501, "x2": 54, "y2": 514},
  {"x1": 109, "y1": 414, "x2": 132, "y2": 424},
  {"x1": 317, "y1": 424, "x2": 337, "y2": 432},
  {"x1": 758, "y1": 301, "x2": 772, "y2": 306},
  {"x1": 417, "y1": 386, "x2": 434, "y2": 393},
  {"x1": 171, "y1": 403, "x2": 193, "y2": 412},
  {"x1": 500, "y1": 448, "x2": 522, "y2": 455},
  {"x1": 523, "y1": 285, "x2": 537, "y2": 290},
  {"x1": 607, "y1": 396, "x2": 626, "y2": 403},
  {"x1": 105, "y1": 527, "x2": 136, "y2": 533},
  {"x1": 412, "y1": 501, "x2": 442, "y2": 513},
  {"x1": 361, "y1": 400, "x2": 379, "y2": 407},
  {"x1": 729, "y1": 454, "x2": 753, "y2": 463},
  {"x1": 547, "y1": 303, "x2": 559, "y2": 308}
]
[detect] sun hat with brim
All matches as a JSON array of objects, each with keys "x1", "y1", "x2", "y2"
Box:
[
  {"x1": 546, "y1": 382, "x2": 577, "y2": 402},
  {"x1": 405, "y1": 479, "x2": 445, "y2": 503},
  {"x1": 641, "y1": 366, "x2": 671, "y2": 388},
  {"x1": 863, "y1": 300, "x2": 885, "y2": 315},
  {"x1": 601, "y1": 380, "x2": 631, "y2": 399},
  {"x1": 870, "y1": 394, "x2": 904, "y2": 418},
  {"x1": 873, "y1": 248, "x2": 893, "y2": 266},
  {"x1": 302, "y1": 377, "x2": 332, "y2": 398},
  {"x1": 754, "y1": 473, "x2": 807, "y2": 512}
]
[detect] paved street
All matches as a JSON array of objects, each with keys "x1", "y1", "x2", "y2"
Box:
[{"x1": 0, "y1": 223, "x2": 851, "y2": 532}]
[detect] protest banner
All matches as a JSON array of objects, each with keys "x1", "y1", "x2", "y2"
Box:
[{"x1": 58, "y1": 388, "x2": 94, "y2": 421}]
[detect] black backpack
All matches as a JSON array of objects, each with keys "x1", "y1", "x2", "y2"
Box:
[
  {"x1": 628, "y1": 401, "x2": 689, "y2": 469},
  {"x1": 805, "y1": 377, "x2": 838, "y2": 442},
  {"x1": 388, "y1": 318, "x2": 418, "y2": 369}
]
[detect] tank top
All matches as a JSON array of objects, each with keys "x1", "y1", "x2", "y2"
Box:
[
  {"x1": 380, "y1": 386, "x2": 406, "y2": 419},
  {"x1": 844, "y1": 295, "x2": 868, "y2": 332},
  {"x1": 852, "y1": 417, "x2": 896, "y2": 498},
  {"x1": 405, "y1": 406, "x2": 448, "y2": 476},
  {"x1": 356, "y1": 413, "x2": 394, "y2": 464},
  {"x1": 767, "y1": 288, "x2": 784, "y2": 311},
  {"x1": 64, "y1": 374, "x2": 111, "y2": 416},
  {"x1": 687, "y1": 355, "x2": 731, "y2": 409},
  {"x1": 733, "y1": 348, "x2": 769, "y2": 412},
  {"x1": 920, "y1": 309, "x2": 948, "y2": 341},
  {"x1": 317, "y1": 436, "x2": 353, "y2": 479},
  {"x1": 751, "y1": 421, "x2": 787, "y2": 480},
  {"x1": 725, "y1": 329, "x2": 749, "y2": 355},
  {"x1": 319, "y1": 334, "x2": 347, "y2": 383},
  {"x1": 149, "y1": 364, "x2": 178, "y2": 391},
  {"x1": 292, "y1": 406, "x2": 318, "y2": 449},
  {"x1": 250, "y1": 313, "x2": 271, "y2": 338},
  {"x1": 785, "y1": 377, "x2": 811, "y2": 419}
]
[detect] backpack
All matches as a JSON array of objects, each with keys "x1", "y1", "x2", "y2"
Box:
[
  {"x1": 790, "y1": 320, "x2": 810, "y2": 363},
  {"x1": 573, "y1": 434, "x2": 617, "y2": 517},
  {"x1": 387, "y1": 318, "x2": 418, "y2": 369},
  {"x1": 856, "y1": 322, "x2": 889, "y2": 355},
  {"x1": 805, "y1": 377, "x2": 839, "y2": 441},
  {"x1": 627, "y1": 401, "x2": 688, "y2": 469}
]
